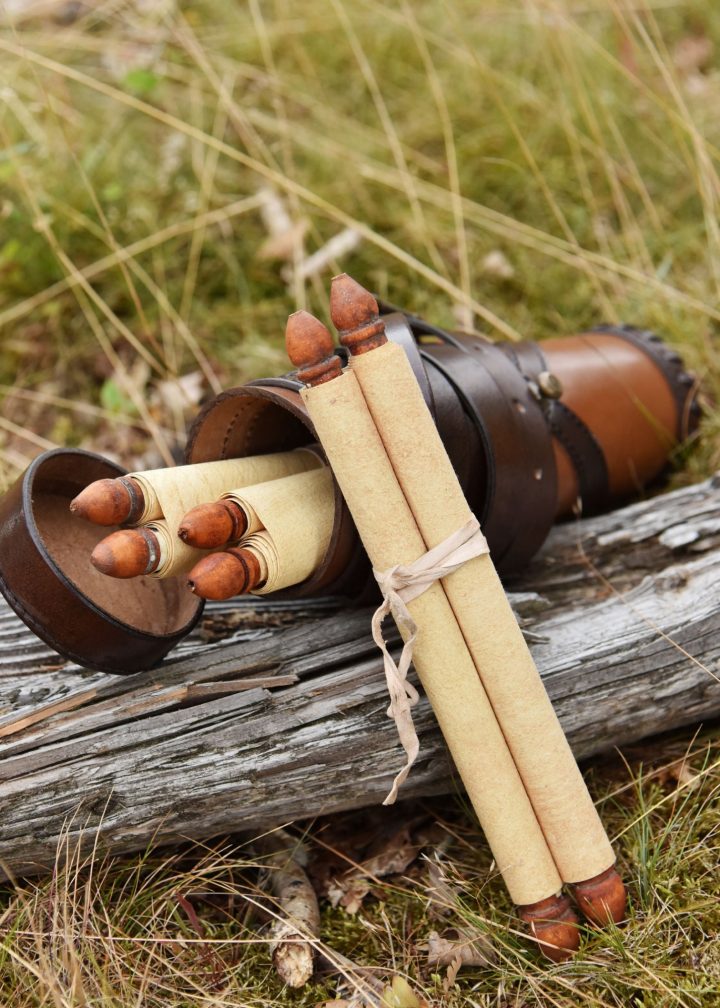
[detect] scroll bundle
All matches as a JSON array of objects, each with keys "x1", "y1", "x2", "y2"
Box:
[
  {"x1": 70, "y1": 292, "x2": 699, "y2": 608},
  {"x1": 70, "y1": 279, "x2": 627, "y2": 958},
  {"x1": 70, "y1": 451, "x2": 336, "y2": 598},
  {"x1": 283, "y1": 274, "x2": 626, "y2": 960}
]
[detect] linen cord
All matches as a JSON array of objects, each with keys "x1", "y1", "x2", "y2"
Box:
[{"x1": 372, "y1": 516, "x2": 490, "y2": 804}]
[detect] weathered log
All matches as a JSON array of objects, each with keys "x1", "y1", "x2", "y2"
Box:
[{"x1": 1, "y1": 475, "x2": 719, "y2": 879}]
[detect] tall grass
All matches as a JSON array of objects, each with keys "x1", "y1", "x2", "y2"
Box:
[{"x1": 1, "y1": 0, "x2": 719, "y2": 483}]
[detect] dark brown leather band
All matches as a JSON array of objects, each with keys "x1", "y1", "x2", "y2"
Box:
[
  {"x1": 502, "y1": 341, "x2": 610, "y2": 511},
  {"x1": 0, "y1": 449, "x2": 203, "y2": 674},
  {"x1": 420, "y1": 337, "x2": 558, "y2": 570},
  {"x1": 423, "y1": 356, "x2": 485, "y2": 518},
  {"x1": 542, "y1": 400, "x2": 610, "y2": 511}
]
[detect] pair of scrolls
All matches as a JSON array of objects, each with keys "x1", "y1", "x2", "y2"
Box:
[{"x1": 286, "y1": 274, "x2": 625, "y2": 959}]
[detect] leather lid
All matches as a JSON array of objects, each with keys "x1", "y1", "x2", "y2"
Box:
[{"x1": 0, "y1": 449, "x2": 204, "y2": 674}]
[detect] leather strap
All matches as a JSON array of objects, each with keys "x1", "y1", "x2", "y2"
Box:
[
  {"x1": 420, "y1": 337, "x2": 558, "y2": 570},
  {"x1": 381, "y1": 312, "x2": 436, "y2": 416},
  {"x1": 542, "y1": 400, "x2": 610, "y2": 510},
  {"x1": 423, "y1": 357, "x2": 484, "y2": 517},
  {"x1": 504, "y1": 341, "x2": 610, "y2": 511}
]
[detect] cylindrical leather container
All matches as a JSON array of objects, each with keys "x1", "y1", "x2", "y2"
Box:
[
  {"x1": 0, "y1": 449, "x2": 204, "y2": 673},
  {"x1": 0, "y1": 313, "x2": 700, "y2": 672},
  {"x1": 186, "y1": 312, "x2": 700, "y2": 590}
]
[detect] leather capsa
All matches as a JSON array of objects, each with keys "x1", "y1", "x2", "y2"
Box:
[{"x1": 0, "y1": 318, "x2": 697, "y2": 673}]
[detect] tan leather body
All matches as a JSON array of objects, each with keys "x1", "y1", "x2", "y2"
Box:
[{"x1": 543, "y1": 332, "x2": 681, "y2": 513}]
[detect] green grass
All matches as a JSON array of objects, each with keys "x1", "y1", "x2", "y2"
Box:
[{"x1": 2, "y1": 0, "x2": 720, "y2": 1004}]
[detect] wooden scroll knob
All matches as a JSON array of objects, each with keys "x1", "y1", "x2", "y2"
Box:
[
  {"x1": 70, "y1": 476, "x2": 145, "y2": 526},
  {"x1": 178, "y1": 501, "x2": 248, "y2": 549},
  {"x1": 91, "y1": 528, "x2": 161, "y2": 578},
  {"x1": 187, "y1": 548, "x2": 264, "y2": 600},
  {"x1": 518, "y1": 893, "x2": 581, "y2": 963},
  {"x1": 329, "y1": 273, "x2": 387, "y2": 355},
  {"x1": 570, "y1": 866, "x2": 627, "y2": 926},
  {"x1": 285, "y1": 310, "x2": 342, "y2": 387}
]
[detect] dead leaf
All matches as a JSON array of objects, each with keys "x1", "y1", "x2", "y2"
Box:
[
  {"x1": 423, "y1": 927, "x2": 495, "y2": 969},
  {"x1": 420, "y1": 858, "x2": 496, "y2": 970},
  {"x1": 451, "y1": 304, "x2": 474, "y2": 333},
  {"x1": 153, "y1": 371, "x2": 205, "y2": 417},
  {"x1": 657, "y1": 758, "x2": 701, "y2": 790},
  {"x1": 359, "y1": 827, "x2": 420, "y2": 879},
  {"x1": 326, "y1": 877, "x2": 372, "y2": 915},
  {"x1": 379, "y1": 975, "x2": 429, "y2": 1008},
  {"x1": 258, "y1": 219, "x2": 309, "y2": 261},
  {"x1": 424, "y1": 856, "x2": 461, "y2": 919},
  {"x1": 325, "y1": 826, "x2": 422, "y2": 915},
  {"x1": 258, "y1": 187, "x2": 293, "y2": 237}
]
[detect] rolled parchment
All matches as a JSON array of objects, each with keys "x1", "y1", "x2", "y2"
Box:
[
  {"x1": 302, "y1": 367, "x2": 562, "y2": 907},
  {"x1": 229, "y1": 467, "x2": 335, "y2": 594},
  {"x1": 351, "y1": 340, "x2": 615, "y2": 885},
  {"x1": 133, "y1": 450, "x2": 322, "y2": 578}
]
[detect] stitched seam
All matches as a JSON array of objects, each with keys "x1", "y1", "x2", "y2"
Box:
[
  {"x1": 243, "y1": 401, "x2": 266, "y2": 454},
  {"x1": 221, "y1": 409, "x2": 245, "y2": 459}
]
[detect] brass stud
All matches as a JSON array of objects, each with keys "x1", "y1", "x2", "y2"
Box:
[{"x1": 537, "y1": 370, "x2": 563, "y2": 399}]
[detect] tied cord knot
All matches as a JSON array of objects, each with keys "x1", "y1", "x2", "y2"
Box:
[{"x1": 371, "y1": 516, "x2": 489, "y2": 804}]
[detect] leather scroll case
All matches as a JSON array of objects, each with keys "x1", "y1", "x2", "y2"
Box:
[{"x1": 0, "y1": 313, "x2": 700, "y2": 673}]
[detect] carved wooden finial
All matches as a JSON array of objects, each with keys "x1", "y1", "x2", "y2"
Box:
[
  {"x1": 570, "y1": 866, "x2": 627, "y2": 926},
  {"x1": 178, "y1": 500, "x2": 247, "y2": 549},
  {"x1": 330, "y1": 273, "x2": 387, "y2": 356},
  {"x1": 519, "y1": 893, "x2": 581, "y2": 962},
  {"x1": 187, "y1": 547, "x2": 264, "y2": 600},
  {"x1": 91, "y1": 528, "x2": 161, "y2": 578},
  {"x1": 70, "y1": 476, "x2": 145, "y2": 526},
  {"x1": 285, "y1": 310, "x2": 342, "y2": 387}
]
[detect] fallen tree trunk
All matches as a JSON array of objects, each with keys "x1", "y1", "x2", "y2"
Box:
[{"x1": 1, "y1": 476, "x2": 719, "y2": 879}]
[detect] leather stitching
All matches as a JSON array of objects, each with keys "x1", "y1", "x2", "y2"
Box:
[{"x1": 221, "y1": 408, "x2": 244, "y2": 459}]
